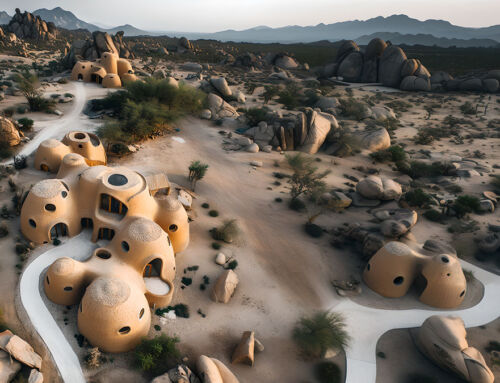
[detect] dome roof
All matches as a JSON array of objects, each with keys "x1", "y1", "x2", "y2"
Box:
[
  {"x1": 51, "y1": 258, "x2": 75, "y2": 275},
  {"x1": 128, "y1": 218, "x2": 163, "y2": 242},
  {"x1": 87, "y1": 278, "x2": 130, "y2": 307},
  {"x1": 31, "y1": 179, "x2": 64, "y2": 198}
]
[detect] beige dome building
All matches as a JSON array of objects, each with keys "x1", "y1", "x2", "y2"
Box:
[
  {"x1": 21, "y1": 147, "x2": 190, "y2": 352},
  {"x1": 363, "y1": 241, "x2": 467, "y2": 308},
  {"x1": 34, "y1": 131, "x2": 107, "y2": 172},
  {"x1": 70, "y1": 52, "x2": 137, "y2": 88}
]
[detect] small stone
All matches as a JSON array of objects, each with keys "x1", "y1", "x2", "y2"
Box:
[
  {"x1": 250, "y1": 161, "x2": 262, "y2": 167},
  {"x1": 246, "y1": 143, "x2": 259, "y2": 153},
  {"x1": 215, "y1": 252, "x2": 226, "y2": 265},
  {"x1": 479, "y1": 199, "x2": 495, "y2": 213},
  {"x1": 262, "y1": 145, "x2": 272, "y2": 153},
  {"x1": 254, "y1": 338, "x2": 265, "y2": 353}
]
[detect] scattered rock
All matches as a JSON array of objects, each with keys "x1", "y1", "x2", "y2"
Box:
[
  {"x1": 361, "y1": 128, "x2": 391, "y2": 152},
  {"x1": 250, "y1": 161, "x2": 262, "y2": 167},
  {"x1": 0, "y1": 331, "x2": 42, "y2": 370},
  {"x1": 211, "y1": 270, "x2": 239, "y2": 304},
  {"x1": 167, "y1": 364, "x2": 200, "y2": 383},
  {"x1": 215, "y1": 253, "x2": 226, "y2": 266},
  {"x1": 232, "y1": 331, "x2": 255, "y2": 366},
  {"x1": 200, "y1": 109, "x2": 212, "y2": 120},
  {"x1": 0, "y1": 116, "x2": 21, "y2": 146},
  {"x1": 28, "y1": 369, "x2": 44, "y2": 383},
  {"x1": 246, "y1": 143, "x2": 259, "y2": 153},
  {"x1": 210, "y1": 77, "x2": 232, "y2": 98},
  {"x1": 254, "y1": 339, "x2": 265, "y2": 353}
]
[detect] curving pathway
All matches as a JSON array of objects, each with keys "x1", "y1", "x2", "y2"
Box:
[
  {"x1": 335, "y1": 259, "x2": 500, "y2": 383},
  {"x1": 3, "y1": 81, "x2": 87, "y2": 164},
  {"x1": 20, "y1": 232, "x2": 95, "y2": 383}
]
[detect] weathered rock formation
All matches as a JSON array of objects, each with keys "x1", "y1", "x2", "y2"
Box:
[
  {"x1": 197, "y1": 355, "x2": 239, "y2": 383},
  {"x1": 0, "y1": 116, "x2": 22, "y2": 146},
  {"x1": 8, "y1": 8, "x2": 57, "y2": 40},
  {"x1": 0, "y1": 330, "x2": 44, "y2": 382},
  {"x1": 415, "y1": 316, "x2": 494, "y2": 383},
  {"x1": 211, "y1": 270, "x2": 239, "y2": 304},
  {"x1": 231, "y1": 331, "x2": 255, "y2": 366}
]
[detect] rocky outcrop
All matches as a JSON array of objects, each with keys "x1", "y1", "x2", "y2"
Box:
[
  {"x1": 265, "y1": 53, "x2": 299, "y2": 69},
  {"x1": 356, "y1": 176, "x2": 402, "y2": 201},
  {"x1": 0, "y1": 330, "x2": 43, "y2": 381},
  {"x1": 415, "y1": 316, "x2": 494, "y2": 383},
  {"x1": 62, "y1": 31, "x2": 134, "y2": 69},
  {"x1": 8, "y1": 8, "x2": 57, "y2": 40},
  {"x1": 231, "y1": 331, "x2": 255, "y2": 366},
  {"x1": 210, "y1": 77, "x2": 232, "y2": 98},
  {"x1": 197, "y1": 355, "x2": 239, "y2": 383},
  {"x1": 207, "y1": 93, "x2": 240, "y2": 120},
  {"x1": 211, "y1": 270, "x2": 239, "y2": 304},
  {"x1": 0, "y1": 116, "x2": 22, "y2": 146},
  {"x1": 179, "y1": 37, "x2": 193, "y2": 51},
  {"x1": 379, "y1": 45, "x2": 407, "y2": 87},
  {"x1": 337, "y1": 51, "x2": 363, "y2": 82},
  {"x1": 301, "y1": 111, "x2": 335, "y2": 154},
  {"x1": 361, "y1": 128, "x2": 391, "y2": 152}
]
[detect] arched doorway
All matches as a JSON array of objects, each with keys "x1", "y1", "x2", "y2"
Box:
[
  {"x1": 50, "y1": 223, "x2": 68, "y2": 240},
  {"x1": 40, "y1": 164, "x2": 49, "y2": 172},
  {"x1": 143, "y1": 258, "x2": 162, "y2": 277},
  {"x1": 77, "y1": 74, "x2": 83, "y2": 81}
]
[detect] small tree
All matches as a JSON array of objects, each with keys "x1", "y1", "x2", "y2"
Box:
[
  {"x1": 293, "y1": 311, "x2": 350, "y2": 359},
  {"x1": 286, "y1": 153, "x2": 330, "y2": 202},
  {"x1": 85, "y1": 347, "x2": 102, "y2": 368},
  {"x1": 188, "y1": 160, "x2": 209, "y2": 191},
  {"x1": 14, "y1": 70, "x2": 54, "y2": 112},
  {"x1": 262, "y1": 85, "x2": 280, "y2": 104},
  {"x1": 134, "y1": 334, "x2": 181, "y2": 376}
]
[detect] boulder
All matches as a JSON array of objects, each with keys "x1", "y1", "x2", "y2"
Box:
[
  {"x1": 336, "y1": 40, "x2": 360, "y2": 63},
  {"x1": 415, "y1": 316, "x2": 494, "y2": 383},
  {"x1": 326, "y1": 191, "x2": 352, "y2": 209},
  {"x1": 182, "y1": 62, "x2": 203, "y2": 72},
  {"x1": 375, "y1": 208, "x2": 417, "y2": 238},
  {"x1": 274, "y1": 55, "x2": 299, "y2": 69},
  {"x1": 231, "y1": 331, "x2": 255, "y2": 366},
  {"x1": 200, "y1": 109, "x2": 212, "y2": 120},
  {"x1": 151, "y1": 374, "x2": 172, "y2": 383},
  {"x1": 364, "y1": 38, "x2": 387, "y2": 59},
  {"x1": 482, "y1": 78, "x2": 499, "y2": 93},
  {"x1": 400, "y1": 59, "x2": 419, "y2": 78},
  {"x1": 234, "y1": 91, "x2": 246, "y2": 103},
  {"x1": 29, "y1": 369, "x2": 44, "y2": 383},
  {"x1": 179, "y1": 37, "x2": 193, "y2": 50},
  {"x1": 415, "y1": 63, "x2": 431, "y2": 79},
  {"x1": 459, "y1": 78, "x2": 483, "y2": 92},
  {"x1": 210, "y1": 77, "x2": 232, "y2": 98},
  {"x1": 93, "y1": 31, "x2": 119, "y2": 56},
  {"x1": 485, "y1": 69, "x2": 500, "y2": 82},
  {"x1": 215, "y1": 253, "x2": 226, "y2": 265},
  {"x1": 207, "y1": 93, "x2": 239, "y2": 120},
  {"x1": 361, "y1": 58, "x2": 379, "y2": 83},
  {"x1": 197, "y1": 356, "x2": 239, "y2": 383},
  {"x1": 300, "y1": 111, "x2": 333, "y2": 154},
  {"x1": 211, "y1": 270, "x2": 239, "y2": 304},
  {"x1": 350, "y1": 192, "x2": 381, "y2": 207},
  {"x1": 361, "y1": 128, "x2": 391, "y2": 152},
  {"x1": 371, "y1": 106, "x2": 396, "y2": 121},
  {"x1": 0, "y1": 116, "x2": 21, "y2": 146},
  {"x1": 167, "y1": 364, "x2": 200, "y2": 383},
  {"x1": 245, "y1": 122, "x2": 274, "y2": 147},
  {"x1": 211, "y1": 359, "x2": 239, "y2": 383},
  {"x1": 400, "y1": 75, "x2": 431, "y2": 91},
  {"x1": 0, "y1": 331, "x2": 42, "y2": 369},
  {"x1": 381, "y1": 179, "x2": 402, "y2": 200},
  {"x1": 356, "y1": 175, "x2": 384, "y2": 200},
  {"x1": 431, "y1": 71, "x2": 453, "y2": 84},
  {"x1": 337, "y1": 52, "x2": 363, "y2": 82},
  {"x1": 246, "y1": 143, "x2": 259, "y2": 153},
  {"x1": 0, "y1": 350, "x2": 21, "y2": 383},
  {"x1": 479, "y1": 199, "x2": 495, "y2": 213},
  {"x1": 379, "y1": 45, "x2": 407, "y2": 87},
  {"x1": 166, "y1": 77, "x2": 179, "y2": 88}
]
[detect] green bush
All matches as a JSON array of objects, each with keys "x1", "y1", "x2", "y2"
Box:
[
  {"x1": 3, "y1": 107, "x2": 15, "y2": 117},
  {"x1": 423, "y1": 209, "x2": 446, "y2": 223},
  {"x1": 460, "y1": 101, "x2": 475, "y2": 115},
  {"x1": 289, "y1": 198, "x2": 306, "y2": 211},
  {"x1": 400, "y1": 161, "x2": 453, "y2": 179},
  {"x1": 315, "y1": 361, "x2": 341, "y2": 383},
  {"x1": 211, "y1": 242, "x2": 221, "y2": 250},
  {"x1": 338, "y1": 97, "x2": 369, "y2": 121},
  {"x1": 208, "y1": 210, "x2": 219, "y2": 217},
  {"x1": 278, "y1": 82, "x2": 302, "y2": 110},
  {"x1": 404, "y1": 189, "x2": 434, "y2": 208},
  {"x1": 134, "y1": 334, "x2": 181, "y2": 376},
  {"x1": 453, "y1": 195, "x2": 480, "y2": 218},
  {"x1": 0, "y1": 141, "x2": 13, "y2": 159},
  {"x1": 17, "y1": 117, "x2": 34, "y2": 131},
  {"x1": 212, "y1": 219, "x2": 241, "y2": 244},
  {"x1": 201, "y1": 202, "x2": 210, "y2": 209},
  {"x1": 243, "y1": 106, "x2": 270, "y2": 126},
  {"x1": 293, "y1": 311, "x2": 350, "y2": 359},
  {"x1": 370, "y1": 145, "x2": 407, "y2": 163},
  {"x1": 305, "y1": 222, "x2": 323, "y2": 238}
]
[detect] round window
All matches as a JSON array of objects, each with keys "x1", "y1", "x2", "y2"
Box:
[
  {"x1": 441, "y1": 256, "x2": 449, "y2": 263},
  {"x1": 139, "y1": 308, "x2": 145, "y2": 319},
  {"x1": 96, "y1": 250, "x2": 111, "y2": 259},
  {"x1": 122, "y1": 241, "x2": 130, "y2": 252},
  {"x1": 64, "y1": 286, "x2": 73, "y2": 291},
  {"x1": 62, "y1": 191, "x2": 68, "y2": 198},
  {"x1": 29, "y1": 219, "x2": 36, "y2": 228},
  {"x1": 45, "y1": 204, "x2": 56, "y2": 212},
  {"x1": 119, "y1": 326, "x2": 131, "y2": 335},
  {"x1": 393, "y1": 276, "x2": 404, "y2": 285},
  {"x1": 169, "y1": 224, "x2": 178, "y2": 232}
]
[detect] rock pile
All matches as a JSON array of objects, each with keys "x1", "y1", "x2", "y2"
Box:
[
  {"x1": 7, "y1": 8, "x2": 57, "y2": 41},
  {"x1": 0, "y1": 330, "x2": 43, "y2": 383},
  {"x1": 62, "y1": 31, "x2": 134, "y2": 69}
]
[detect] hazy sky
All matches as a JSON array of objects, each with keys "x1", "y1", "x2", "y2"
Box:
[{"x1": 1, "y1": 0, "x2": 499, "y2": 32}]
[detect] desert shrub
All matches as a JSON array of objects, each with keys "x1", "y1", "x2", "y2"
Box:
[
  {"x1": 289, "y1": 198, "x2": 306, "y2": 211},
  {"x1": 17, "y1": 117, "x2": 34, "y2": 131},
  {"x1": 423, "y1": 209, "x2": 446, "y2": 223},
  {"x1": 85, "y1": 347, "x2": 104, "y2": 369},
  {"x1": 338, "y1": 97, "x2": 368, "y2": 121},
  {"x1": 460, "y1": 101, "x2": 476, "y2": 115},
  {"x1": 403, "y1": 189, "x2": 434, "y2": 208},
  {"x1": 225, "y1": 259, "x2": 238, "y2": 270},
  {"x1": 13, "y1": 71, "x2": 55, "y2": 112},
  {"x1": 293, "y1": 311, "x2": 350, "y2": 359},
  {"x1": 491, "y1": 175, "x2": 500, "y2": 190},
  {"x1": 278, "y1": 82, "x2": 302, "y2": 109},
  {"x1": 370, "y1": 145, "x2": 406, "y2": 163},
  {"x1": 414, "y1": 129, "x2": 435, "y2": 145},
  {"x1": 485, "y1": 340, "x2": 500, "y2": 353},
  {"x1": 211, "y1": 242, "x2": 221, "y2": 250},
  {"x1": 208, "y1": 210, "x2": 219, "y2": 217},
  {"x1": 201, "y1": 202, "x2": 210, "y2": 208},
  {"x1": 286, "y1": 153, "x2": 330, "y2": 202},
  {"x1": 243, "y1": 106, "x2": 270, "y2": 126},
  {"x1": 16, "y1": 105, "x2": 27, "y2": 114},
  {"x1": 3, "y1": 107, "x2": 15, "y2": 117},
  {"x1": 405, "y1": 373, "x2": 438, "y2": 383},
  {"x1": 445, "y1": 184, "x2": 463, "y2": 194},
  {"x1": 212, "y1": 219, "x2": 241, "y2": 244},
  {"x1": 134, "y1": 334, "x2": 181, "y2": 376},
  {"x1": 453, "y1": 195, "x2": 480, "y2": 218},
  {"x1": 0, "y1": 223, "x2": 9, "y2": 238},
  {"x1": 315, "y1": 361, "x2": 341, "y2": 383},
  {"x1": 305, "y1": 222, "x2": 323, "y2": 238},
  {"x1": 400, "y1": 161, "x2": 453, "y2": 179},
  {"x1": 386, "y1": 100, "x2": 412, "y2": 113},
  {"x1": 262, "y1": 85, "x2": 280, "y2": 104},
  {"x1": 188, "y1": 160, "x2": 209, "y2": 191}
]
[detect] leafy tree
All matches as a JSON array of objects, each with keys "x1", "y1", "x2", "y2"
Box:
[
  {"x1": 293, "y1": 311, "x2": 350, "y2": 359},
  {"x1": 188, "y1": 160, "x2": 209, "y2": 191},
  {"x1": 13, "y1": 71, "x2": 54, "y2": 112},
  {"x1": 278, "y1": 82, "x2": 302, "y2": 109},
  {"x1": 286, "y1": 153, "x2": 330, "y2": 202},
  {"x1": 262, "y1": 85, "x2": 280, "y2": 104}
]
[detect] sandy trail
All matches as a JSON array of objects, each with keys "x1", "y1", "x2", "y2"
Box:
[
  {"x1": 337, "y1": 259, "x2": 500, "y2": 383},
  {"x1": 19, "y1": 232, "x2": 95, "y2": 383},
  {"x1": 3, "y1": 81, "x2": 87, "y2": 164}
]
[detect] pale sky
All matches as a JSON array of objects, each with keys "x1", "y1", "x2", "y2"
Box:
[{"x1": 1, "y1": 0, "x2": 499, "y2": 32}]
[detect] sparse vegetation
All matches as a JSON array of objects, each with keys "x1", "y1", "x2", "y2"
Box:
[
  {"x1": 338, "y1": 97, "x2": 369, "y2": 121},
  {"x1": 286, "y1": 153, "x2": 330, "y2": 203},
  {"x1": 188, "y1": 160, "x2": 209, "y2": 191},
  {"x1": 13, "y1": 70, "x2": 55, "y2": 112},
  {"x1": 404, "y1": 189, "x2": 435, "y2": 208},
  {"x1": 212, "y1": 219, "x2": 242, "y2": 244},
  {"x1": 452, "y1": 195, "x2": 480, "y2": 218},
  {"x1": 134, "y1": 334, "x2": 181, "y2": 376},
  {"x1": 460, "y1": 101, "x2": 476, "y2": 115}
]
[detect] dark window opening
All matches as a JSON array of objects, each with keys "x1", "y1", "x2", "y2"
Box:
[
  {"x1": 169, "y1": 224, "x2": 178, "y2": 232},
  {"x1": 88, "y1": 133, "x2": 101, "y2": 147},
  {"x1": 77, "y1": 74, "x2": 83, "y2": 80},
  {"x1": 45, "y1": 204, "x2": 56, "y2": 212},
  {"x1": 79, "y1": 303, "x2": 82, "y2": 312},
  {"x1": 64, "y1": 286, "x2": 73, "y2": 291},
  {"x1": 144, "y1": 258, "x2": 163, "y2": 277},
  {"x1": 61, "y1": 191, "x2": 68, "y2": 198},
  {"x1": 78, "y1": 144, "x2": 83, "y2": 149},
  {"x1": 74, "y1": 132, "x2": 86, "y2": 139},
  {"x1": 441, "y1": 256, "x2": 449, "y2": 263},
  {"x1": 50, "y1": 223, "x2": 68, "y2": 240},
  {"x1": 108, "y1": 174, "x2": 128, "y2": 186},
  {"x1": 366, "y1": 263, "x2": 370, "y2": 271},
  {"x1": 60, "y1": 181, "x2": 70, "y2": 191},
  {"x1": 81, "y1": 218, "x2": 93, "y2": 229},
  {"x1": 29, "y1": 219, "x2": 36, "y2": 228},
  {"x1": 119, "y1": 326, "x2": 131, "y2": 335},
  {"x1": 46, "y1": 276, "x2": 50, "y2": 285},
  {"x1": 139, "y1": 308, "x2": 145, "y2": 319},
  {"x1": 96, "y1": 250, "x2": 111, "y2": 259},
  {"x1": 122, "y1": 241, "x2": 130, "y2": 252},
  {"x1": 40, "y1": 164, "x2": 49, "y2": 172},
  {"x1": 98, "y1": 227, "x2": 115, "y2": 241},
  {"x1": 460, "y1": 290, "x2": 465, "y2": 297},
  {"x1": 393, "y1": 276, "x2": 404, "y2": 285},
  {"x1": 100, "y1": 194, "x2": 128, "y2": 218}
]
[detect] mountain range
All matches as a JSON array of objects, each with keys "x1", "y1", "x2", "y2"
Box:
[{"x1": 1, "y1": 7, "x2": 500, "y2": 48}]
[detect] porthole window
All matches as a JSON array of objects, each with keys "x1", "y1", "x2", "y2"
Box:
[
  {"x1": 393, "y1": 276, "x2": 404, "y2": 285},
  {"x1": 96, "y1": 250, "x2": 111, "y2": 259},
  {"x1": 64, "y1": 286, "x2": 73, "y2": 291},
  {"x1": 119, "y1": 326, "x2": 131, "y2": 335},
  {"x1": 29, "y1": 219, "x2": 36, "y2": 228},
  {"x1": 366, "y1": 263, "x2": 371, "y2": 271},
  {"x1": 441, "y1": 256, "x2": 449, "y2": 263},
  {"x1": 139, "y1": 308, "x2": 145, "y2": 319},
  {"x1": 62, "y1": 191, "x2": 68, "y2": 198},
  {"x1": 121, "y1": 241, "x2": 130, "y2": 252},
  {"x1": 46, "y1": 276, "x2": 50, "y2": 285},
  {"x1": 460, "y1": 290, "x2": 465, "y2": 297},
  {"x1": 79, "y1": 303, "x2": 82, "y2": 312},
  {"x1": 78, "y1": 144, "x2": 83, "y2": 149},
  {"x1": 45, "y1": 204, "x2": 56, "y2": 212},
  {"x1": 167, "y1": 236, "x2": 171, "y2": 246},
  {"x1": 169, "y1": 224, "x2": 178, "y2": 232}
]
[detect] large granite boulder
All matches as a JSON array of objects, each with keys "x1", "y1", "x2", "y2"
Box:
[
  {"x1": 365, "y1": 38, "x2": 387, "y2": 60},
  {"x1": 179, "y1": 37, "x2": 193, "y2": 50},
  {"x1": 459, "y1": 78, "x2": 483, "y2": 91},
  {"x1": 231, "y1": 331, "x2": 255, "y2": 366},
  {"x1": 337, "y1": 51, "x2": 363, "y2": 82},
  {"x1": 400, "y1": 59, "x2": 419, "y2": 78},
  {"x1": 274, "y1": 54, "x2": 299, "y2": 69},
  {"x1": 371, "y1": 106, "x2": 396, "y2": 121},
  {"x1": 211, "y1": 270, "x2": 239, "y2": 304},
  {"x1": 361, "y1": 128, "x2": 391, "y2": 152},
  {"x1": 197, "y1": 355, "x2": 239, "y2": 383},
  {"x1": 0, "y1": 116, "x2": 21, "y2": 146},
  {"x1": 210, "y1": 77, "x2": 232, "y2": 98},
  {"x1": 0, "y1": 350, "x2": 21, "y2": 383},
  {"x1": 415, "y1": 316, "x2": 494, "y2": 383},
  {"x1": 300, "y1": 111, "x2": 334, "y2": 154},
  {"x1": 356, "y1": 176, "x2": 402, "y2": 201},
  {"x1": 400, "y1": 75, "x2": 431, "y2": 91},
  {"x1": 379, "y1": 46, "x2": 407, "y2": 87},
  {"x1": 0, "y1": 330, "x2": 42, "y2": 370},
  {"x1": 207, "y1": 93, "x2": 239, "y2": 120},
  {"x1": 482, "y1": 78, "x2": 499, "y2": 93},
  {"x1": 336, "y1": 40, "x2": 360, "y2": 63}
]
